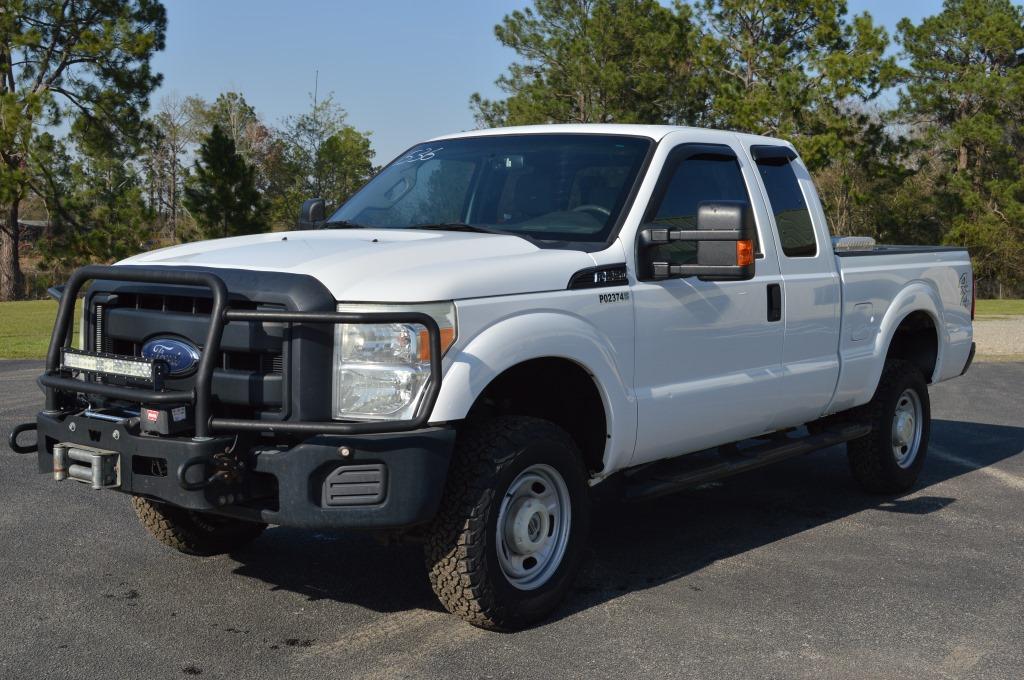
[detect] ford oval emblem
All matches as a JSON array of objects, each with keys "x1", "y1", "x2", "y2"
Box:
[{"x1": 141, "y1": 338, "x2": 201, "y2": 377}]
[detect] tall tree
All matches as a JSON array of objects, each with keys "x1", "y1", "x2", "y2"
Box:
[
  {"x1": 471, "y1": 0, "x2": 708, "y2": 127},
  {"x1": 0, "y1": 0, "x2": 166, "y2": 300},
  {"x1": 275, "y1": 93, "x2": 373, "y2": 223},
  {"x1": 695, "y1": 0, "x2": 898, "y2": 170},
  {"x1": 183, "y1": 124, "x2": 266, "y2": 239},
  {"x1": 897, "y1": 0, "x2": 1024, "y2": 293},
  {"x1": 142, "y1": 94, "x2": 202, "y2": 240},
  {"x1": 37, "y1": 138, "x2": 153, "y2": 271},
  {"x1": 190, "y1": 91, "x2": 259, "y2": 159},
  {"x1": 193, "y1": 92, "x2": 293, "y2": 219}
]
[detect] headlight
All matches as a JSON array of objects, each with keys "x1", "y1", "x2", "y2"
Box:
[{"x1": 332, "y1": 302, "x2": 456, "y2": 421}]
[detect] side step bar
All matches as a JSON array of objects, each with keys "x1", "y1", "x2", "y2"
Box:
[{"x1": 623, "y1": 423, "x2": 871, "y2": 503}]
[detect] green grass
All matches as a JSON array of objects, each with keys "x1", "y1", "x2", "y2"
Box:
[
  {"x1": 975, "y1": 299, "x2": 1024, "y2": 317},
  {"x1": 0, "y1": 299, "x2": 80, "y2": 360}
]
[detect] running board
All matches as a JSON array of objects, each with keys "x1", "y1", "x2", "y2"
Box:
[{"x1": 623, "y1": 423, "x2": 871, "y2": 503}]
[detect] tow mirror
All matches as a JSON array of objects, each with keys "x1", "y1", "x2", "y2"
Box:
[
  {"x1": 297, "y1": 197, "x2": 326, "y2": 229},
  {"x1": 639, "y1": 201, "x2": 756, "y2": 281}
]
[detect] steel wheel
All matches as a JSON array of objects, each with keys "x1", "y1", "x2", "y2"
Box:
[
  {"x1": 891, "y1": 388, "x2": 923, "y2": 469},
  {"x1": 495, "y1": 463, "x2": 572, "y2": 591}
]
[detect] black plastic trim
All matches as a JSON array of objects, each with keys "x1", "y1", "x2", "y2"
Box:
[
  {"x1": 834, "y1": 246, "x2": 970, "y2": 258},
  {"x1": 750, "y1": 144, "x2": 798, "y2": 163}
]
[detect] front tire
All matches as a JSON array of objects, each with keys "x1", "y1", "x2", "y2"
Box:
[
  {"x1": 131, "y1": 496, "x2": 267, "y2": 556},
  {"x1": 425, "y1": 416, "x2": 591, "y2": 631},
  {"x1": 847, "y1": 360, "x2": 931, "y2": 494}
]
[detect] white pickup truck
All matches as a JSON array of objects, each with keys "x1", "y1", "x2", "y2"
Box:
[{"x1": 11, "y1": 124, "x2": 975, "y2": 630}]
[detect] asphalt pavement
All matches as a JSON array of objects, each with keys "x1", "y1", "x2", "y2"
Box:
[{"x1": 1, "y1": 359, "x2": 1022, "y2": 679}]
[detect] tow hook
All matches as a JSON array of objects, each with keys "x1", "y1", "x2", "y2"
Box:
[
  {"x1": 8, "y1": 423, "x2": 37, "y2": 454},
  {"x1": 177, "y1": 452, "x2": 246, "y2": 495}
]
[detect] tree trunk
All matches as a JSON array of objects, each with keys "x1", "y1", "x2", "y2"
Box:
[{"x1": 0, "y1": 200, "x2": 22, "y2": 301}]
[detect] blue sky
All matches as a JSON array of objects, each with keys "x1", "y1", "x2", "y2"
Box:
[{"x1": 152, "y1": 0, "x2": 948, "y2": 163}]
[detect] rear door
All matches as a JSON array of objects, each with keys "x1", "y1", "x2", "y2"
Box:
[
  {"x1": 630, "y1": 136, "x2": 786, "y2": 465},
  {"x1": 746, "y1": 145, "x2": 841, "y2": 427}
]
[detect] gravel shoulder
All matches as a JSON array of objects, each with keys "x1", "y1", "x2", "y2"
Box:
[{"x1": 973, "y1": 316, "x2": 1024, "y2": 359}]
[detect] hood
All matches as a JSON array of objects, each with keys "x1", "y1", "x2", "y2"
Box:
[{"x1": 119, "y1": 229, "x2": 598, "y2": 302}]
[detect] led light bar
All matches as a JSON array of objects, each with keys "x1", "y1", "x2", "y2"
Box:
[{"x1": 61, "y1": 348, "x2": 159, "y2": 382}]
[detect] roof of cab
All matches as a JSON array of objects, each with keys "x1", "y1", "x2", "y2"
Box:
[{"x1": 427, "y1": 123, "x2": 793, "y2": 150}]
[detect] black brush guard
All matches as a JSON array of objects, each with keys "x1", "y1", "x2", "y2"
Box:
[{"x1": 39, "y1": 265, "x2": 444, "y2": 438}]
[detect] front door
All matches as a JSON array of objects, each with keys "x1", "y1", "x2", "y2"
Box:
[{"x1": 630, "y1": 137, "x2": 786, "y2": 465}]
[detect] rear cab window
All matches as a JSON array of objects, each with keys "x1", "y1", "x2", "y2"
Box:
[{"x1": 752, "y1": 150, "x2": 817, "y2": 258}]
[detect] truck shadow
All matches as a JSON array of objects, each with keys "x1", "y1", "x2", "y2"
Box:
[{"x1": 227, "y1": 418, "x2": 1024, "y2": 624}]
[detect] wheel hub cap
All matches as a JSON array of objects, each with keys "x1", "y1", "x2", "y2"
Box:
[
  {"x1": 495, "y1": 464, "x2": 572, "y2": 591},
  {"x1": 893, "y1": 411, "x2": 915, "y2": 448},
  {"x1": 506, "y1": 497, "x2": 550, "y2": 554},
  {"x1": 891, "y1": 388, "x2": 923, "y2": 468}
]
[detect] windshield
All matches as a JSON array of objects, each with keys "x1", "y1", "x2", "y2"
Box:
[{"x1": 329, "y1": 134, "x2": 651, "y2": 243}]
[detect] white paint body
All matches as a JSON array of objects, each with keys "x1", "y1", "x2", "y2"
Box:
[{"x1": 120, "y1": 124, "x2": 974, "y2": 479}]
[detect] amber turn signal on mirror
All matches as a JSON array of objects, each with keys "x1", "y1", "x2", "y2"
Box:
[{"x1": 736, "y1": 239, "x2": 755, "y2": 267}]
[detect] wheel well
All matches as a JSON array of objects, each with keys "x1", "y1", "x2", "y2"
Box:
[
  {"x1": 465, "y1": 358, "x2": 608, "y2": 474},
  {"x1": 886, "y1": 311, "x2": 938, "y2": 382}
]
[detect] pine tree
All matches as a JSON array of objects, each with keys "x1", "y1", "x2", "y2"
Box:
[
  {"x1": 897, "y1": 0, "x2": 1024, "y2": 292},
  {"x1": 184, "y1": 124, "x2": 267, "y2": 240},
  {"x1": 0, "y1": 0, "x2": 166, "y2": 300}
]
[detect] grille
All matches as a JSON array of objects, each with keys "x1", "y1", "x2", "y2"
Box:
[{"x1": 92, "y1": 290, "x2": 286, "y2": 416}]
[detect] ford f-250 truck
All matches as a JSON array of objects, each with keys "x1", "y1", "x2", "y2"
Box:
[{"x1": 9, "y1": 124, "x2": 975, "y2": 630}]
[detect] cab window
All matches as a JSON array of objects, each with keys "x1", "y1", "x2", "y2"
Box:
[
  {"x1": 648, "y1": 153, "x2": 753, "y2": 265},
  {"x1": 755, "y1": 158, "x2": 817, "y2": 258}
]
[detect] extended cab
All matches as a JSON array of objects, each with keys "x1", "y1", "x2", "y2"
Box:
[{"x1": 10, "y1": 125, "x2": 975, "y2": 630}]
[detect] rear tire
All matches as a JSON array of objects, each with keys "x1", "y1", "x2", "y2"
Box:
[
  {"x1": 847, "y1": 360, "x2": 931, "y2": 494},
  {"x1": 424, "y1": 416, "x2": 591, "y2": 631},
  {"x1": 131, "y1": 496, "x2": 267, "y2": 556}
]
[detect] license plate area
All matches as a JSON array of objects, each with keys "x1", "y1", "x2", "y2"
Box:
[{"x1": 53, "y1": 443, "x2": 121, "y2": 489}]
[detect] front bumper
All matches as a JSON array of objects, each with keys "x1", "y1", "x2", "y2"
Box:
[{"x1": 34, "y1": 411, "x2": 455, "y2": 529}]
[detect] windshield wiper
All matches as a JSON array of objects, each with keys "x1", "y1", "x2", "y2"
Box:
[
  {"x1": 406, "y1": 222, "x2": 501, "y2": 235},
  {"x1": 322, "y1": 219, "x2": 367, "y2": 229}
]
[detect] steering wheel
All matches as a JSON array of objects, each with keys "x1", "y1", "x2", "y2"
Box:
[{"x1": 572, "y1": 204, "x2": 612, "y2": 219}]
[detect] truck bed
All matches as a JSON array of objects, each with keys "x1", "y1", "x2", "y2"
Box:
[{"x1": 828, "y1": 246, "x2": 974, "y2": 414}]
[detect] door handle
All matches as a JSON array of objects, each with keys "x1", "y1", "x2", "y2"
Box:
[{"x1": 767, "y1": 283, "x2": 782, "y2": 322}]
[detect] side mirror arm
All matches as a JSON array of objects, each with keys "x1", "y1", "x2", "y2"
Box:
[{"x1": 640, "y1": 227, "x2": 750, "y2": 247}]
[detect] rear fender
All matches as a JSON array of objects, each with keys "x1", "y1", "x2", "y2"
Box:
[{"x1": 829, "y1": 282, "x2": 944, "y2": 413}]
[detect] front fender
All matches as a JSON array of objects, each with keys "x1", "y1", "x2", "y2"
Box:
[{"x1": 429, "y1": 311, "x2": 637, "y2": 476}]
